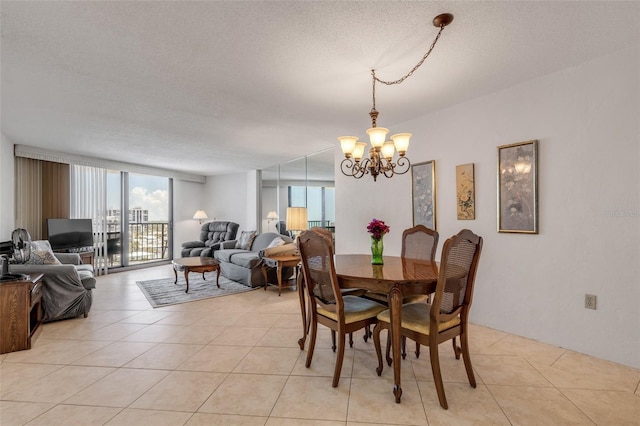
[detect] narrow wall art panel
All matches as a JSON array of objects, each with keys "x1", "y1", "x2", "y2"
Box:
[
  {"x1": 411, "y1": 160, "x2": 436, "y2": 230},
  {"x1": 497, "y1": 140, "x2": 538, "y2": 233},
  {"x1": 456, "y1": 163, "x2": 475, "y2": 220}
]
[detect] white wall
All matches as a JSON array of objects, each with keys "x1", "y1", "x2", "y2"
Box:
[
  {"x1": 0, "y1": 133, "x2": 15, "y2": 238},
  {"x1": 202, "y1": 171, "x2": 256, "y2": 234},
  {"x1": 336, "y1": 44, "x2": 640, "y2": 368},
  {"x1": 172, "y1": 179, "x2": 207, "y2": 256}
]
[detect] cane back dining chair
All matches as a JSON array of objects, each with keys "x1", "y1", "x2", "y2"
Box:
[
  {"x1": 372, "y1": 229, "x2": 483, "y2": 409},
  {"x1": 298, "y1": 227, "x2": 369, "y2": 349},
  {"x1": 298, "y1": 229, "x2": 386, "y2": 387},
  {"x1": 368, "y1": 225, "x2": 439, "y2": 358},
  {"x1": 399, "y1": 224, "x2": 439, "y2": 358}
]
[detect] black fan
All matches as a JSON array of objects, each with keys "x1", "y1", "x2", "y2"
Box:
[{"x1": 11, "y1": 228, "x2": 32, "y2": 264}]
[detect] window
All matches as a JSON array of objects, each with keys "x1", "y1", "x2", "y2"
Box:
[{"x1": 106, "y1": 172, "x2": 172, "y2": 268}]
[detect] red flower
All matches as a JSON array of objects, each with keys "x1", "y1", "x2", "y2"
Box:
[{"x1": 367, "y1": 219, "x2": 390, "y2": 240}]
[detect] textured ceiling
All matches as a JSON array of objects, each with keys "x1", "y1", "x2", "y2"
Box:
[{"x1": 1, "y1": 1, "x2": 638, "y2": 176}]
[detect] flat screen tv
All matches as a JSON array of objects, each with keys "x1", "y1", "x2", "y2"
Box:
[{"x1": 47, "y1": 219, "x2": 94, "y2": 252}]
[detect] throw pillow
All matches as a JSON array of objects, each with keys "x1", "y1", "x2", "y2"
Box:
[
  {"x1": 24, "y1": 240, "x2": 62, "y2": 265},
  {"x1": 31, "y1": 240, "x2": 53, "y2": 251},
  {"x1": 25, "y1": 249, "x2": 62, "y2": 265},
  {"x1": 266, "y1": 237, "x2": 286, "y2": 249},
  {"x1": 235, "y1": 231, "x2": 257, "y2": 250}
]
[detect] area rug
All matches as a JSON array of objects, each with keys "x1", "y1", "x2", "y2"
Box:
[{"x1": 136, "y1": 274, "x2": 256, "y2": 308}]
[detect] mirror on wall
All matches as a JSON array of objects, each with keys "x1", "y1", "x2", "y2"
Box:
[
  {"x1": 260, "y1": 148, "x2": 335, "y2": 234},
  {"x1": 306, "y1": 149, "x2": 335, "y2": 231},
  {"x1": 260, "y1": 165, "x2": 279, "y2": 234}
]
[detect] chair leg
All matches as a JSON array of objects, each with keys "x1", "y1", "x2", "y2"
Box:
[
  {"x1": 460, "y1": 332, "x2": 476, "y2": 388},
  {"x1": 333, "y1": 332, "x2": 346, "y2": 387},
  {"x1": 305, "y1": 318, "x2": 318, "y2": 368},
  {"x1": 363, "y1": 325, "x2": 371, "y2": 342},
  {"x1": 384, "y1": 330, "x2": 392, "y2": 366},
  {"x1": 452, "y1": 336, "x2": 461, "y2": 359},
  {"x1": 372, "y1": 323, "x2": 384, "y2": 376},
  {"x1": 402, "y1": 335, "x2": 407, "y2": 359},
  {"x1": 331, "y1": 330, "x2": 336, "y2": 352},
  {"x1": 349, "y1": 332, "x2": 354, "y2": 348},
  {"x1": 430, "y1": 340, "x2": 448, "y2": 410},
  {"x1": 415, "y1": 342, "x2": 421, "y2": 358}
]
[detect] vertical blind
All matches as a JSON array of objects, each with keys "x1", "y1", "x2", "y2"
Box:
[{"x1": 70, "y1": 165, "x2": 108, "y2": 275}]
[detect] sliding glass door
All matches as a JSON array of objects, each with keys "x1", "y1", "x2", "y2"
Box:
[
  {"x1": 128, "y1": 173, "x2": 171, "y2": 265},
  {"x1": 106, "y1": 171, "x2": 172, "y2": 268}
]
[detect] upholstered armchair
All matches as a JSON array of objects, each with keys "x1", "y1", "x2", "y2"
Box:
[
  {"x1": 9, "y1": 243, "x2": 95, "y2": 322},
  {"x1": 181, "y1": 221, "x2": 239, "y2": 257},
  {"x1": 275, "y1": 221, "x2": 293, "y2": 238}
]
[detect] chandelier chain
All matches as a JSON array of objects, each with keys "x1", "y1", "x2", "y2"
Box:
[{"x1": 371, "y1": 23, "x2": 446, "y2": 111}]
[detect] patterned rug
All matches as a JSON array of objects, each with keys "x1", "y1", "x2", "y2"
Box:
[{"x1": 136, "y1": 274, "x2": 256, "y2": 308}]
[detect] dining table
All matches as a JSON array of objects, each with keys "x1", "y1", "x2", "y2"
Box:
[{"x1": 297, "y1": 254, "x2": 438, "y2": 403}]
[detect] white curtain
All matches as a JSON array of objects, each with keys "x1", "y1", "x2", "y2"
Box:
[{"x1": 70, "y1": 165, "x2": 108, "y2": 275}]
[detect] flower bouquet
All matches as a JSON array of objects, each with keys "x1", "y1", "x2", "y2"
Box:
[{"x1": 367, "y1": 219, "x2": 389, "y2": 264}]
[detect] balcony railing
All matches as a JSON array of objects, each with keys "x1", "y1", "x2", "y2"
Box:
[
  {"x1": 103, "y1": 222, "x2": 169, "y2": 267},
  {"x1": 307, "y1": 220, "x2": 335, "y2": 232}
]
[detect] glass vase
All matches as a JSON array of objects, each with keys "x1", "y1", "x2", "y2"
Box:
[{"x1": 371, "y1": 236, "x2": 384, "y2": 265}]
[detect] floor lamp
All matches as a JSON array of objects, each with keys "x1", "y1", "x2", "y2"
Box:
[{"x1": 266, "y1": 211, "x2": 278, "y2": 232}]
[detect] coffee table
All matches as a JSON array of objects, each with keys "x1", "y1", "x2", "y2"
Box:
[{"x1": 172, "y1": 257, "x2": 220, "y2": 293}]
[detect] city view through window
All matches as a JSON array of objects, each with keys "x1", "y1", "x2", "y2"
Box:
[{"x1": 106, "y1": 172, "x2": 171, "y2": 267}]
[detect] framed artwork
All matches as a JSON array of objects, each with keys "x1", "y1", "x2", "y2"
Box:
[
  {"x1": 497, "y1": 140, "x2": 538, "y2": 233},
  {"x1": 411, "y1": 160, "x2": 436, "y2": 230},
  {"x1": 456, "y1": 163, "x2": 475, "y2": 220}
]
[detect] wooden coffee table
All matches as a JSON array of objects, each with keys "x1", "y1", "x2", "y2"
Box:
[{"x1": 172, "y1": 257, "x2": 220, "y2": 293}]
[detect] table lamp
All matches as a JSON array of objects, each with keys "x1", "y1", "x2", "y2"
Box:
[{"x1": 286, "y1": 207, "x2": 308, "y2": 238}]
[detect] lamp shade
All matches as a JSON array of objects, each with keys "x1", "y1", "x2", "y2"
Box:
[
  {"x1": 366, "y1": 127, "x2": 389, "y2": 149},
  {"x1": 353, "y1": 142, "x2": 367, "y2": 161},
  {"x1": 381, "y1": 141, "x2": 396, "y2": 160},
  {"x1": 391, "y1": 133, "x2": 411, "y2": 156},
  {"x1": 193, "y1": 210, "x2": 208, "y2": 220},
  {"x1": 286, "y1": 207, "x2": 308, "y2": 232},
  {"x1": 266, "y1": 211, "x2": 279, "y2": 220},
  {"x1": 338, "y1": 136, "x2": 358, "y2": 157}
]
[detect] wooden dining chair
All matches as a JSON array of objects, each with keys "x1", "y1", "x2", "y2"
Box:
[
  {"x1": 296, "y1": 227, "x2": 368, "y2": 349},
  {"x1": 401, "y1": 224, "x2": 439, "y2": 261},
  {"x1": 368, "y1": 225, "x2": 439, "y2": 358},
  {"x1": 399, "y1": 224, "x2": 439, "y2": 358},
  {"x1": 372, "y1": 229, "x2": 483, "y2": 409},
  {"x1": 298, "y1": 229, "x2": 386, "y2": 387}
]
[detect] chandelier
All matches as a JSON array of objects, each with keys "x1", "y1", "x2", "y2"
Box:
[{"x1": 339, "y1": 13, "x2": 454, "y2": 181}]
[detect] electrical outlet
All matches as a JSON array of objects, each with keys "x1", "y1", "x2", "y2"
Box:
[{"x1": 585, "y1": 294, "x2": 597, "y2": 310}]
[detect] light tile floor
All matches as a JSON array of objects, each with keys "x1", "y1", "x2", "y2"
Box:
[{"x1": 1, "y1": 264, "x2": 639, "y2": 425}]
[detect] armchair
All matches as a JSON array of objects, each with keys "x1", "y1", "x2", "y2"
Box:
[
  {"x1": 181, "y1": 221, "x2": 239, "y2": 257},
  {"x1": 9, "y1": 251, "x2": 95, "y2": 322},
  {"x1": 275, "y1": 221, "x2": 293, "y2": 238}
]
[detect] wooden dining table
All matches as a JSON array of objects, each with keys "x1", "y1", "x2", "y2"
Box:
[{"x1": 297, "y1": 254, "x2": 438, "y2": 403}]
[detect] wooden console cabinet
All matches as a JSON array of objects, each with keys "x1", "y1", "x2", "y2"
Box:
[
  {"x1": 0, "y1": 274, "x2": 44, "y2": 354},
  {"x1": 78, "y1": 251, "x2": 94, "y2": 266}
]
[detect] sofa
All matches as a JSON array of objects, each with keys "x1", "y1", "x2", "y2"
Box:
[
  {"x1": 214, "y1": 232, "x2": 296, "y2": 287},
  {"x1": 181, "y1": 221, "x2": 239, "y2": 257},
  {"x1": 9, "y1": 244, "x2": 95, "y2": 322}
]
